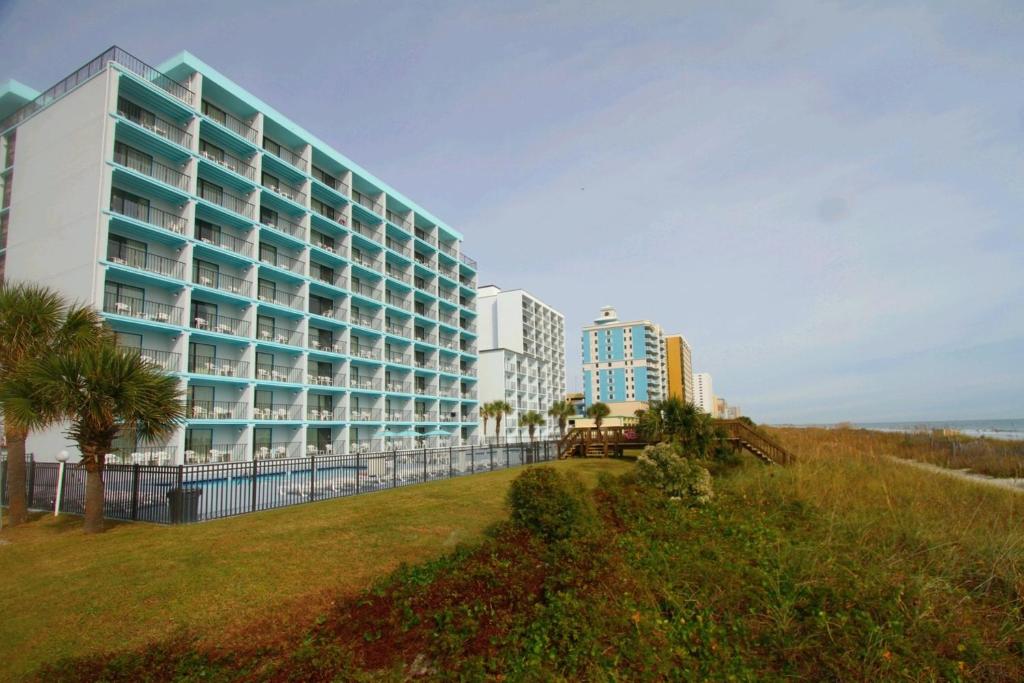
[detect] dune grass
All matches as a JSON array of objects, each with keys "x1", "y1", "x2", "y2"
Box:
[
  {"x1": 36, "y1": 428, "x2": 1024, "y2": 680},
  {"x1": 0, "y1": 458, "x2": 632, "y2": 680}
]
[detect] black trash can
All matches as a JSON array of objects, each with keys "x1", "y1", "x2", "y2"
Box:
[{"x1": 167, "y1": 487, "x2": 202, "y2": 524}]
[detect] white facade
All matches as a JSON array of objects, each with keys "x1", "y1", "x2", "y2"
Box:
[
  {"x1": 477, "y1": 285, "x2": 566, "y2": 441},
  {"x1": 692, "y1": 372, "x2": 714, "y2": 415}
]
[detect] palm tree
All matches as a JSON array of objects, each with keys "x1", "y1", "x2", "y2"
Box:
[
  {"x1": 490, "y1": 401, "x2": 513, "y2": 445},
  {"x1": 586, "y1": 402, "x2": 611, "y2": 456},
  {"x1": 480, "y1": 402, "x2": 494, "y2": 444},
  {"x1": 0, "y1": 283, "x2": 107, "y2": 526},
  {"x1": 3, "y1": 345, "x2": 184, "y2": 533},
  {"x1": 521, "y1": 410, "x2": 544, "y2": 443},
  {"x1": 636, "y1": 397, "x2": 722, "y2": 459},
  {"x1": 547, "y1": 400, "x2": 576, "y2": 440}
]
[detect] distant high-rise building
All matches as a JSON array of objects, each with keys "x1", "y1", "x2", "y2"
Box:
[
  {"x1": 726, "y1": 405, "x2": 742, "y2": 419},
  {"x1": 714, "y1": 397, "x2": 727, "y2": 419},
  {"x1": 665, "y1": 335, "x2": 693, "y2": 404},
  {"x1": 692, "y1": 372, "x2": 714, "y2": 414},
  {"x1": 477, "y1": 285, "x2": 566, "y2": 441},
  {"x1": 581, "y1": 306, "x2": 667, "y2": 415}
]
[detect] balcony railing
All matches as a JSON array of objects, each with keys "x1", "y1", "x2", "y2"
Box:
[
  {"x1": 439, "y1": 363, "x2": 459, "y2": 374},
  {"x1": 386, "y1": 322, "x2": 411, "y2": 337},
  {"x1": 253, "y1": 443, "x2": 302, "y2": 460},
  {"x1": 253, "y1": 403, "x2": 302, "y2": 421},
  {"x1": 310, "y1": 305, "x2": 345, "y2": 322},
  {"x1": 203, "y1": 100, "x2": 258, "y2": 143},
  {"x1": 256, "y1": 323, "x2": 302, "y2": 346},
  {"x1": 188, "y1": 354, "x2": 249, "y2": 378},
  {"x1": 352, "y1": 190, "x2": 383, "y2": 215},
  {"x1": 414, "y1": 231, "x2": 437, "y2": 247},
  {"x1": 257, "y1": 284, "x2": 302, "y2": 309},
  {"x1": 386, "y1": 351, "x2": 411, "y2": 365},
  {"x1": 439, "y1": 314, "x2": 459, "y2": 327},
  {"x1": 350, "y1": 281, "x2": 382, "y2": 300},
  {"x1": 385, "y1": 238, "x2": 412, "y2": 257},
  {"x1": 459, "y1": 252, "x2": 478, "y2": 270},
  {"x1": 385, "y1": 210, "x2": 410, "y2": 229},
  {"x1": 307, "y1": 407, "x2": 344, "y2": 422},
  {"x1": 259, "y1": 249, "x2": 303, "y2": 274},
  {"x1": 199, "y1": 147, "x2": 257, "y2": 181},
  {"x1": 415, "y1": 412, "x2": 438, "y2": 422},
  {"x1": 103, "y1": 293, "x2": 182, "y2": 325},
  {"x1": 351, "y1": 312, "x2": 378, "y2": 329},
  {"x1": 263, "y1": 141, "x2": 307, "y2": 172},
  {"x1": 108, "y1": 245, "x2": 185, "y2": 280},
  {"x1": 264, "y1": 181, "x2": 307, "y2": 206},
  {"x1": 193, "y1": 267, "x2": 250, "y2": 297},
  {"x1": 414, "y1": 254, "x2": 434, "y2": 268},
  {"x1": 117, "y1": 346, "x2": 181, "y2": 373},
  {"x1": 461, "y1": 367, "x2": 477, "y2": 377},
  {"x1": 307, "y1": 371, "x2": 340, "y2": 387},
  {"x1": 187, "y1": 399, "x2": 247, "y2": 420},
  {"x1": 351, "y1": 346, "x2": 382, "y2": 361},
  {"x1": 313, "y1": 169, "x2": 350, "y2": 197},
  {"x1": 439, "y1": 242, "x2": 457, "y2": 257},
  {"x1": 312, "y1": 239, "x2": 340, "y2": 255},
  {"x1": 117, "y1": 104, "x2": 192, "y2": 148},
  {"x1": 385, "y1": 410, "x2": 412, "y2": 421},
  {"x1": 386, "y1": 267, "x2": 412, "y2": 284},
  {"x1": 185, "y1": 443, "x2": 248, "y2": 464},
  {"x1": 350, "y1": 408, "x2": 382, "y2": 421},
  {"x1": 438, "y1": 265, "x2": 458, "y2": 280},
  {"x1": 195, "y1": 229, "x2": 253, "y2": 257},
  {"x1": 261, "y1": 213, "x2": 305, "y2": 240},
  {"x1": 199, "y1": 186, "x2": 256, "y2": 220},
  {"x1": 309, "y1": 337, "x2": 346, "y2": 354},
  {"x1": 255, "y1": 363, "x2": 302, "y2": 383},
  {"x1": 108, "y1": 445, "x2": 177, "y2": 466},
  {"x1": 113, "y1": 147, "x2": 189, "y2": 190},
  {"x1": 192, "y1": 313, "x2": 249, "y2": 337},
  {"x1": 312, "y1": 203, "x2": 345, "y2": 225},
  {"x1": 109, "y1": 200, "x2": 187, "y2": 235}
]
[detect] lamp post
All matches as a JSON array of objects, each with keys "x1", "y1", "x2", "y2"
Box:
[{"x1": 54, "y1": 450, "x2": 69, "y2": 517}]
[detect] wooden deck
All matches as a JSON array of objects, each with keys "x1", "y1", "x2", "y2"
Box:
[{"x1": 556, "y1": 420, "x2": 794, "y2": 466}]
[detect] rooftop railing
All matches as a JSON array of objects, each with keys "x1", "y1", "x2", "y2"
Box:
[{"x1": 2, "y1": 46, "x2": 193, "y2": 133}]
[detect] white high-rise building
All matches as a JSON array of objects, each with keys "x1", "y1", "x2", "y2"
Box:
[
  {"x1": 477, "y1": 286, "x2": 566, "y2": 441},
  {"x1": 692, "y1": 372, "x2": 714, "y2": 415}
]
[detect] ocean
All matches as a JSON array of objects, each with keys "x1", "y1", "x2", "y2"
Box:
[{"x1": 844, "y1": 419, "x2": 1024, "y2": 442}]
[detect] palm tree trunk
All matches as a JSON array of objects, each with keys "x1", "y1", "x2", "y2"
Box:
[
  {"x1": 496, "y1": 417, "x2": 502, "y2": 446},
  {"x1": 4, "y1": 425, "x2": 29, "y2": 526},
  {"x1": 82, "y1": 449, "x2": 106, "y2": 534}
]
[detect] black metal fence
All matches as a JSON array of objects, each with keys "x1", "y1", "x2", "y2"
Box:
[{"x1": 0, "y1": 441, "x2": 558, "y2": 525}]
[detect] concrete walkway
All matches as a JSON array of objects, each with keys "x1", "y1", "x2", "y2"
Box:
[{"x1": 887, "y1": 455, "x2": 1024, "y2": 493}]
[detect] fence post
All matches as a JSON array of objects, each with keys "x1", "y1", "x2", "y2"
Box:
[
  {"x1": 355, "y1": 452, "x2": 361, "y2": 494},
  {"x1": 27, "y1": 455, "x2": 36, "y2": 508},
  {"x1": 393, "y1": 451, "x2": 397, "y2": 488},
  {"x1": 449, "y1": 447, "x2": 454, "y2": 478},
  {"x1": 505, "y1": 443, "x2": 510, "y2": 469},
  {"x1": 310, "y1": 455, "x2": 316, "y2": 501},
  {"x1": 251, "y1": 458, "x2": 258, "y2": 512},
  {"x1": 490, "y1": 446, "x2": 494, "y2": 471},
  {"x1": 423, "y1": 448, "x2": 427, "y2": 482},
  {"x1": 1, "y1": 457, "x2": 7, "y2": 507},
  {"x1": 130, "y1": 464, "x2": 141, "y2": 521}
]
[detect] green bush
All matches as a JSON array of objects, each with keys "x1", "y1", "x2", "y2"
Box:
[
  {"x1": 506, "y1": 467, "x2": 596, "y2": 542},
  {"x1": 636, "y1": 443, "x2": 713, "y2": 505}
]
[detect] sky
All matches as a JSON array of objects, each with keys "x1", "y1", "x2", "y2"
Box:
[{"x1": 1, "y1": 0, "x2": 1022, "y2": 424}]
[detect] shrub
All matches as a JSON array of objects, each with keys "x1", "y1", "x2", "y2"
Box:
[
  {"x1": 506, "y1": 467, "x2": 596, "y2": 542},
  {"x1": 636, "y1": 443, "x2": 713, "y2": 505}
]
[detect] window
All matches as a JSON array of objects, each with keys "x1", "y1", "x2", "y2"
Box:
[
  {"x1": 107, "y1": 234, "x2": 146, "y2": 267},
  {"x1": 198, "y1": 179, "x2": 223, "y2": 205},
  {"x1": 104, "y1": 281, "x2": 144, "y2": 308},
  {"x1": 110, "y1": 188, "x2": 150, "y2": 220},
  {"x1": 185, "y1": 429, "x2": 213, "y2": 457},
  {"x1": 263, "y1": 136, "x2": 282, "y2": 157},
  {"x1": 256, "y1": 314, "x2": 275, "y2": 340},
  {"x1": 193, "y1": 259, "x2": 219, "y2": 286},
  {"x1": 253, "y1": 428, "x2": 272, "y2": 455},
  {"x1": 117, "y1": 97, "x2": 155, "y2": 128},
  {"x1": 258, "y1": 277, "x2": 276, "y2": 302},
  {"x1": 202, "y1": 100, "x2": 227, "y2": 125},
  {"x1": 256, "y1": 352, "x2": 274, "y2": 375},
  {"x1": 310, "y1": 295, "x2": 332, "y2": 316},
  {"x1": 195, "y1": 219, "x2": 221, "y2": 244},
  {"x1": 260, "y1": 206, "x2": 278, "y2": 227},
  {"x1": 114, "y1": 142, "x2": 152, "y2": 173},
  {"x1": 187, "y1": 342, "x2": 216, "y2": 373},
  {"x1": 262, "y1": 171, "x2": 280, "y2": 191},
  {"x1": 259, "y1": 242, "x2": 278, "y2": 264},
  {"x1": 191, "y1": 301, "x2": 218, "y2": 328},
  {"x1": 199, "y1": 140, "x2": 224, "y2": 162},
  {"x1": 254, "y1": 390, "x2": 273, "y2": 411}
]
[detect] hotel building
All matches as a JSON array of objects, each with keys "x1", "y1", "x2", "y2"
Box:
[
  {"x1": 692, "y1": 372, "x2": 714, "y2": 414},
  {"x1": 665, "y1": 334, "x2": 693, "y2": 404},
  {"x1": 476, "y1": 286, "x2": 566, "y2": 441},
  {"x1": 0, "y1": 47, "x2": 480, "y2": 463},
  {"x1": 581, "y1": 306, "x2": 667, "y2": 415}
]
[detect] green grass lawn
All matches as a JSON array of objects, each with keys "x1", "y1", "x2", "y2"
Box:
[{"x1": 0, "y1": 458, "x2": 632, "y2": 679}]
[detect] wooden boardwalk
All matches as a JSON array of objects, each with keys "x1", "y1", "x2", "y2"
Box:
[{"x1": 557, "y1": 419, "x2": 794, "y2": 466}]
